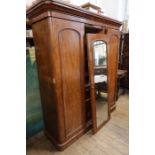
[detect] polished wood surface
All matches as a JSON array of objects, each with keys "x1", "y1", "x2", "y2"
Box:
[
  {"x1": 32, "y1": 18, "x2": 59, "y2": 141},
  {"x1": 107, "y1": 29, "x2": 120, "y2": 111},
  {"x1": 59, "y1": 29, "x2": 83, "y2": 137},
  {"x1": 51, "y1": 18, "x2": 86, "y2": 145},
  {"x1": 27, "y1": 0, "x2": 122, "y2": 150},
  {"x1": 33, "y1": 17, "x2": 86, "y2": 150},
  {"x1": 27, "y1": 0, "x2": 121, "y2": 29}
]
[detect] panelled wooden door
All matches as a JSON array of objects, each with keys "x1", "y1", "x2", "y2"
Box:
[
  {"x1": 51, "y1": 18, "x2": 85, "y2": 142},
  {"x1": 108, "y1": 29, "x2": 120, "y2": 111}
]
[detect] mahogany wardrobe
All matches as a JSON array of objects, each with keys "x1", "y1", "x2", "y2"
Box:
[{"x1": 27, "y1": 0, "x2": 122, "y2": 150}]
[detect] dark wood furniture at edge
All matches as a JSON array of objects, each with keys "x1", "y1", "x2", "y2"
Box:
[
  {"x1": 119, "y1": 32, "x2": 129, "y2": 88},
  {"x1": 116, "y1": 69, "x2": 128, "y2": 100},
  {"x1": 27, "y1": 0, "x2": 122, "y2": 151}
]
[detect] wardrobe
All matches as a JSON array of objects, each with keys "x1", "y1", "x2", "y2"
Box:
[{"x1": 27, "y1": 0, "x2": 122, "y2": 150}]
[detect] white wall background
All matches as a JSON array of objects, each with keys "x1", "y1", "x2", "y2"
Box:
[
  {"x1": 71, "y1": 0, "x2": 128, "y2": 21},
  {"x1": 26, "y1": 0, "x2": 129, "y2": 21}
]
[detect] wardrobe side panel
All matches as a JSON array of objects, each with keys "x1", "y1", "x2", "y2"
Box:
[{"x1": 32, "y1": 18, "x2": 59, "y2": 140}]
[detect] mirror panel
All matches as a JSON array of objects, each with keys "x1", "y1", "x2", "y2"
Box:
[
  {"x1": 93, "y1": 41, "x2": 108, "y2": 128},
  {"x1": 94, "y1": 41, "x2": 107, "y2": 66}
]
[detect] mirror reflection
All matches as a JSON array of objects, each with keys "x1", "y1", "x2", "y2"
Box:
[{"x1": 93, "y1": 41, "x2": 108, "y2": 128}]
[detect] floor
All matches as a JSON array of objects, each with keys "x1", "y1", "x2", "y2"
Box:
[{"x1": 27, "y1": 94, "x2": 129, "y2": 155}]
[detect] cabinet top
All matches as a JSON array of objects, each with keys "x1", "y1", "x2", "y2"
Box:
[{"x1": 27, "y1": 0, "x2": 122, "y2": 28}]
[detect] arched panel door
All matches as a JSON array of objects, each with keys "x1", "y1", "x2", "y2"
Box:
[
  {"x1": 52, "y1": 18, "x2": 86, "y2": 142},
  {"x1": 108, "y1": 34, "x2": 120, "y2": 111}
]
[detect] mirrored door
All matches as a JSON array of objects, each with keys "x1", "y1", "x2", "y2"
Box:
[{"x1": 87, "y1": 34, "x2": 110, "y2": 133}]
